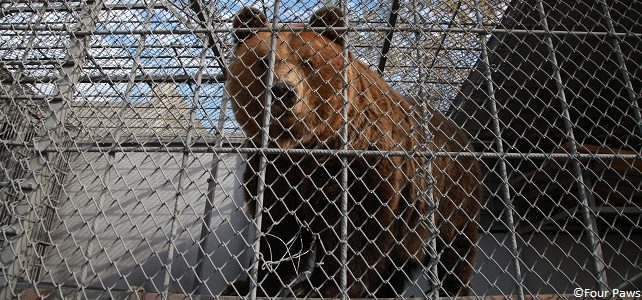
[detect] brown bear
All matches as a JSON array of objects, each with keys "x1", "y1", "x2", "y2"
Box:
[{"x1": 226, "y1": 6, "x2": 481, "y2": 298}]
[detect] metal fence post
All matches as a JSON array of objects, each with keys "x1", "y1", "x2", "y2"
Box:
[
  {"x1": 597, "y1": 0, "x2": 642, "y2": 139},
  {"x1": 162, "y1": 92, "x2": 196, "y2": 297},
  {"x1": 338, "y1": 0, "x2": 349, "y2": 298},
  {"x1": 248, "y1": 2, "x2": 283, "y2": 299},
  {"x1": 76, "y1": 4, "x2": 157, "y2": 297},
  {"x1": 162, "y1": 20, "x2": 211, "y2": 299},
  {"x1": 408, "y1": 0, "x2": 439, "y2": 297},
  {"x1": 189, "y1": 1, "x2": 232, "y2": 293},
  {"x1": 419, "y1": 78, "x2": 439, "y2": 300},
  {"x1": 535, "y1": 0, "x2": 609, "y2": 293},
  {"x1": 193, "y1": 50, "x2": 230, "y2": 299},
  {"x1": 192, "y1": 98, "x2": 229, "y2": 296},
  {"x1": 474, "y1": 0, "x2": 525, "y2": 298}
]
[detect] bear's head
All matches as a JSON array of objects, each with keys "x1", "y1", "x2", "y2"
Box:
[{"x1": 226, "y1": 7, "x2": 349, "y2": 149}]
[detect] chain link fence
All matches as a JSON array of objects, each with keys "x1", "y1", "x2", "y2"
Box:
[{"x1": 0, "y1": 0, "x2": 640, "y2": 298}]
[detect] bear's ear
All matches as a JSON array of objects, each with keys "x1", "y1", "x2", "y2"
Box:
[
  {"x1": 232, "y1": 7, "x2": 268, "y2": 42},
  {"x1": 309, "y1": 7, "x2": 346, "y2": 45}
]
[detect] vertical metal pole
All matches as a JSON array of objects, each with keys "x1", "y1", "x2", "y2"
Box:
[
  {"x1": 0, "y1": 0, "x2": 104, "y2": 298},
  {"x1": 535, "y1": 0, "x2": 609, "y2": 292},
  {"x1": 425, "y1": 0, "x2": 463, "y2": 77},
  {"x1": 376, "y1": 0, "x2": 400, "y2": 75},
  {"x1": 189, "y1": 0, "x2": 228, "y2": 77},
  {"x1": 162, "y1": 100, "x2": 197, "y2": 297},
  {"x1": 597, "y1": 0, "x2": 642, "y2": 139},
  {"x1": 192, "y1": 98, "x2": 228, "y2": 296},
  {"x1": 192, "y1": 42, "x2": 230, "y2": 296},
  {"x1": 162, "y1": 9, "x2": 208, "y2": 297},
  {"x1": 581, "y1": 168, "x2": 602, "y2": 248},
  {"x1": 77, "y1": 3, "x2": 153, "y2": 297},
  {"x1": 409, "y1": 0, "x2": 438, "y2": 298},
  {"x1": 473, "y1": 1, "x2": 524, "y2": 299},
  {"x1": 337, "y1": 1, "x2": 349, "y2": 298},
  {"x1": 190, "y1": 30, "x2": 228, "y2": 295},
  {"x1": 419, "y1": 78, "x2": 438, "y2": 300},
  {"x1": 189, "y1": 6, "x2": 233, "y2": 293},
  {"x1": 249, "y1": 2, "x2": 283, "y2": 299}
]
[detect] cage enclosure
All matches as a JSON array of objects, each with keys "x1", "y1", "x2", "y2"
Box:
[{"x1": 0, "y1": 0, "x2": 640, "y2": 299}]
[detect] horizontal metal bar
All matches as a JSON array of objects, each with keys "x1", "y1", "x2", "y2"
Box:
[
  {"x1": 1, "y1": 141, "x2": 641, "y2": 160},
  {"x1": 88, "y1": 55, "x2": 220, "y2": 60},
  {"x1": 2, "y1": 60, "x2": 67, "y2": 66},
  {"x1": 0, "y1": 45, "x2": 481, "y2": 52},
  {"x1": 0, "y1": 45, "x2": 204, "y2": 51},
  {"x1": 3, "y1": 63, "x2": 455, "y2": 72},
  {"x1": 391, "y1": 79, "x2": 464, "y2": 84},
  {"x1": 14, "y1": 277, "x2": 485, "y2": 300},
  {"x1": 0, "y1": 3, "x2": 196, "y2": 13},
  {"x1": 14, "y1": 281, "x2": 131, "y2": 294},
  {"x1": 1, "y1": 74, "x2": 225, "y2": 84},
  {"x1": 0, "y1": 95, "x2": 59, "y2": 100},
  {"x1": 1, "y1": 24, "x2": 640, "y2": 38},
  {"x1": 0, "y1": 74, "x2": 463, "y2": 85}
]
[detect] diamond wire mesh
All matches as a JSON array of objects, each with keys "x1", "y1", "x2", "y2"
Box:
[{"x1": 0, "y1": 0, "x2": 641, "y2": 299}]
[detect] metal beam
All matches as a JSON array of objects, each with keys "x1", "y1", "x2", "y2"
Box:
[
  {"x1": 189, "y1": 0, "x2": 228, "y2": 77},
  {"x1": 1, "y1": 74, "x2": 225, "y2": 84},
  {"x1": 535, "y1": 0, "x2": 609, "y2": 293},
  {"x1": 426, "y1": 1, "x2": 463, "y2": 77},
  {"x1": 3, "y1": 25, "x2": 640, "y2": 37},
  {"x1": 376, "y1": 0, "x2": 401, "y2": 74},
  {"x1": 473, "y1": 0, "x2": 524, "y2": 297}
]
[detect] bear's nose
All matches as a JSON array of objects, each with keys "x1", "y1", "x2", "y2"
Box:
[{"x1": 271, "y1": 82, "x2": 297, "y2": 107}]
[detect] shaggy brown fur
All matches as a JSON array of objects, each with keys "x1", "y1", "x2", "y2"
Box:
[{"x1": 226, "y1": 6, "x2": 481, "y2": 297}]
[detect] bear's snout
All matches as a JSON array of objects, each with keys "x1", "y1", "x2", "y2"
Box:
[{"x1": 271, "y1": 82, "x2": 297, "y2": 108}]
